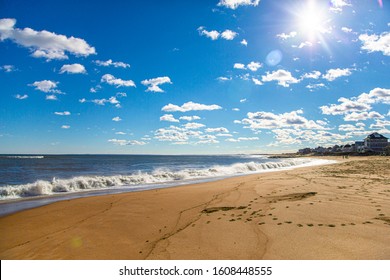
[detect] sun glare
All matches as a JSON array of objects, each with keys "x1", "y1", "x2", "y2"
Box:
[{"x1": 296, "y1": 1, "x2": 329, "y2": 40}]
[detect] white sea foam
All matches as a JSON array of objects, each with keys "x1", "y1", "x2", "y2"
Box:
[
  {"x1": 0, "y1": 158, "x2": 335, "y2": 200},
  {"x1": 1, "y1": 156, "x2": 44, "y2": 159}
]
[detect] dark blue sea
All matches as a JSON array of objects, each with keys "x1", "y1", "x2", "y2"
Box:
[{"x1": 0, "y1": 154, "x2": 334, "y2": 215}]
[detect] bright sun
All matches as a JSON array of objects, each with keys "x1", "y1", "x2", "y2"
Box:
[{"x1": 297, "y1": 1, "x2": 329, "y2": 40}]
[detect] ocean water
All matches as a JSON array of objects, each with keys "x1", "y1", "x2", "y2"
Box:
[{"x1": 0, "y1": 154, "x2": 335, "y2": 215}]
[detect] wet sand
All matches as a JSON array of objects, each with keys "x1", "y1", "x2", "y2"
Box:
[{"x1": 0, "y1": 156, "x2": 389, "y2": 259}]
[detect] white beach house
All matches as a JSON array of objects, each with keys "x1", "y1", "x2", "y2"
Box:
[{"x1": 364, "y1": 132, "x2": 389, "y2": 153}]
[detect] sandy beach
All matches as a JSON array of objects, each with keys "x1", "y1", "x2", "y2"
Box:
[{"x1": 0, "y1": 156, "x2": 389, "y2": 260}]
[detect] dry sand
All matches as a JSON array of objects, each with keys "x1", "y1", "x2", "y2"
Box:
[{"x1": 0, "y1": 156, "x2": 389, "y2": 260}]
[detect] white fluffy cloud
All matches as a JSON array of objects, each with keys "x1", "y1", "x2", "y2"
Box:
[
  {"x1": 357, "y1": 87, "x2": 390, "y2": 105},
  {"x1": 329, "y1": 0, "x2": 351, "y2": 12},
  {"x1": 184, "y1": 122, "x2": 205, "y2": 130},
  {"x1": 322, "y1": 68, "x2": 352, "y2": 81},
  {"x1": 94, "y1": 97, "x2": 120, "y2": 106},
  {"x1": 276, "y1": 31, "x2": 297, "y2": 40},
  {"x1": 162, "y1": 101, "x2": 222, "y2": 112},
  {"x1": 46, "y1": 95, "x2": 58, "y2": 100},
  {"x1": 241, "y1": 110, "x2": 327, "y2": 131},
  {"x1": 141, "y1": 76, "x2": 172, "y2": 92},
  {"x1": 217, "y1": 0, "x2": 260, "y2": 9},
  {"x1": 320, "y1": 97, "x2": 371, "y2": 115},
  {"x1": 108, "y1": 139, "x2": 146, "y2": 146},
  {"x1": 234, "y1": 63, "x2": 246, "y2": 69},
  {"x1": 295, "y1": 41, "x2": 313, "y2": 48},
  {"x1": 112, "y1": 116, "x2": 122, "y2": 122},
  {"x1": 54, "y1": 111, "x2": 71, "y2": 116},
  {"x1": 205, "y1": 127, "x2": 229, "y2": 133},
  {"x1": 234, "y1": 61, "x2": 262, "y2": 71},
  {"x1": 15, "y1": 94, "x2": 28, "y2": 100},
  {"x1": 30, "y1": 80, "x2": 61, "y2": 93},
  {"x1": 0, "y1": 65, "x2": 16, "y2": 72},
  {"x1": 221, "y1": 30, "x2": 238, "y2": 40},
  {"x1": 217, "y1": 76, "x2": 232, "y2": 81},
  {"x1": 198, "y1": 27, "x2": 220, "y2": 40},
  {"x1": 344, "y1": 111, "x2": 384, "y2": 121},
  {"x1": 226, "y1": 137, "x2": 259, "y2": 142},
  {"x1": 101, "y1": 74, "x2": 135, "y2": 87},
  {"x1": 240, "y1": 39, "x2": 248, "y2": 46},
  {"x1": 320, "y1": 88, "x2": 390, "y2": 117},
  {"x1": 306, "y1": 83, "x2": 325, "y2": 91},
  {"x1": 94, "y1": 59, "x2": 130, "y2": 68},
  {"x1": 198, "y1": 27, "x2": 238, "y2": 41},
  {"x1": 154, "y1": 126, "x2": 190, "y2": 142},
  {"x1": 370, "y1": 120, "x2": 390, "y2": 130},
  {"x1": 0, "y1": 18, "x2": 96, "y2": 60},
  {"x1": 341, "y1": 27, "x2": 352, "y2": 33},
  {"x1": 179, "y1": 116, "x2": 201, "y2": 121},
  {"x1": 338, "y1": 124, "x2": 364, "y2": 132},
  {"x1": 81, "y1": 93, "x2": 126, "y2": 108},
  {"x1": 301, "y1": 71, "x2": 321, "y2": 79},
  {"x1": 247, "y1": 61, "x2": 262, "y2": 71},
  {"x1": 160, "y1": 114, "x2": 179, "y2": 123},
  {"x1": 238, "y1": 137, "x2": 259, "y2": 141},
  {"x1": 252, "y1": 78, "x2": 263, "y2": 85},
  {"x1": 59, "y1": 63, "x2": 86, "y2": 74},
  {"x1": 61, "y1": 125, "x2": 70, "y2": 129},
  {"x1": 359, "y1": 32, "x2": 390, "y2": 56},
  {"x1": 262, "y1": 70, "x2": 299, "y2": 87}
]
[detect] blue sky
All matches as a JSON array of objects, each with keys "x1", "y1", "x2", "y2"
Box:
[{"x1": 0, "y1": 0, "x2": 389, "y2": 154}]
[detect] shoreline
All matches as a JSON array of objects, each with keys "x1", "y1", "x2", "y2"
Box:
[
  {"x1": 0, "y1": 157, "x2": 336, "y2": 217},
  {"x1": 0, "y1": 156, "x2": 389, "y2": 259}
]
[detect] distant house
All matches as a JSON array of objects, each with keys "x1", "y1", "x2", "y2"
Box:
[
  {"x1": 332, "y1": 145, "x2": 341, "y2": 153},
  {"x1": 342, "y1": 144, "x2": 353, "y2": 153},
  {"x1": 354, "y1": 141, "x2": 365, "y2": 153},
  {"x1": 298, "y1": 148, "x2": 312, "y2": 155},
  {"x1": 364, "y1": 132, "x2": 388, "y2": 153}
]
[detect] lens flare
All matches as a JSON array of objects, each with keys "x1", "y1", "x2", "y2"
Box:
[{"x1": 266, "y1": 50, "x2": 283, "y2": 66}]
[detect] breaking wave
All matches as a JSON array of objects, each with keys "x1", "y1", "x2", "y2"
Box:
[
  {"x1": 1, "y1": 156, "x2": 44, "y2": 159},
  {"x1": 0, "y1": 158, "x2": 333, "y2": 200}
]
